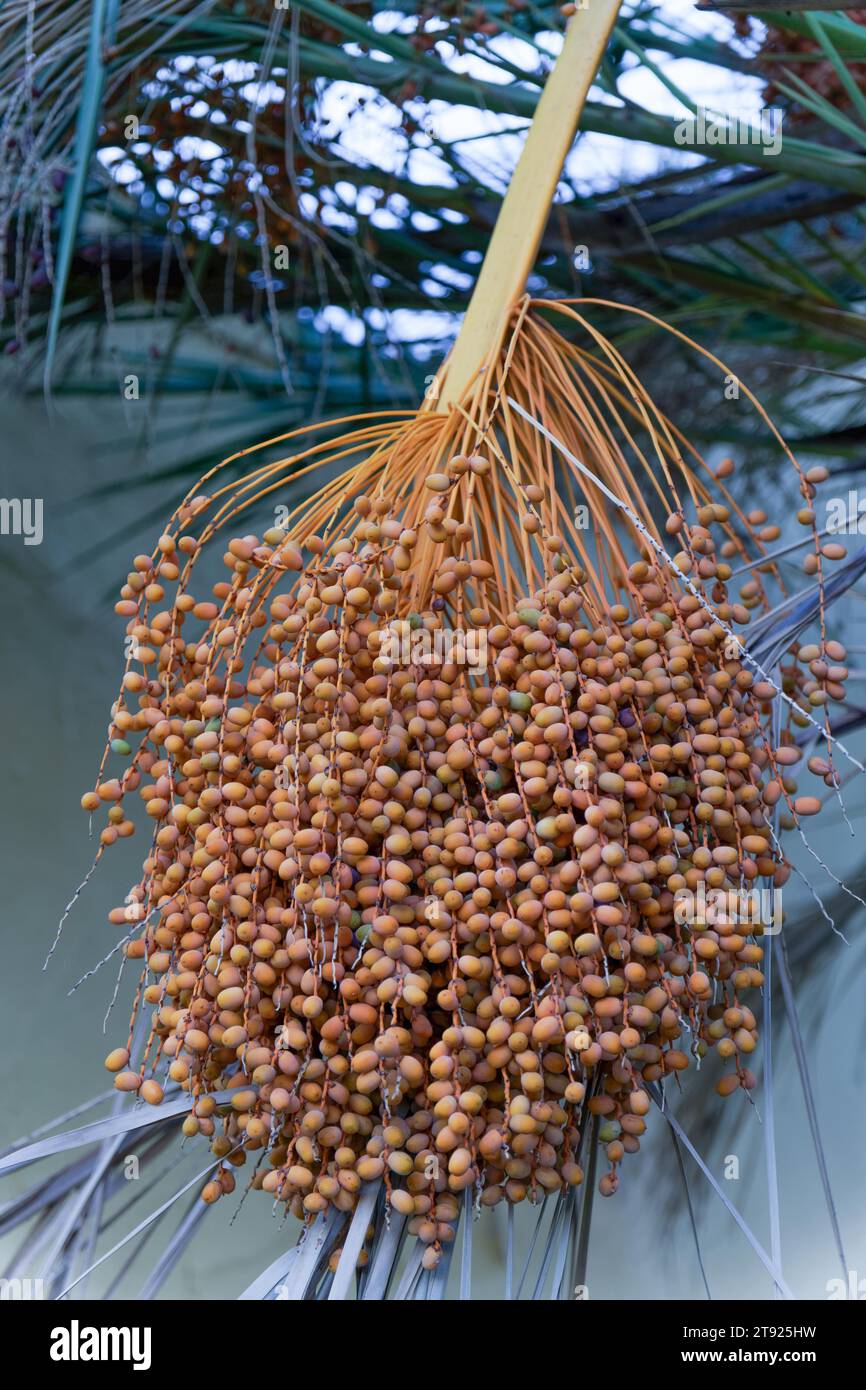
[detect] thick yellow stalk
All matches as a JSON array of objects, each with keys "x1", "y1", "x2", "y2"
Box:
[{"x1": 436, "y1": 1, "x2": 622, "y2": 412}]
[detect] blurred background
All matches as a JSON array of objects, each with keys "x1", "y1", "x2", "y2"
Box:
[{"x1": 2, "y1": 0, "x2": 866, "y2": 1299}]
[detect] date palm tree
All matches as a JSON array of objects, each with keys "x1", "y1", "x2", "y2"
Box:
[{"x1": 0, "y1": 1, "x2": 864, "y2": 1302}]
